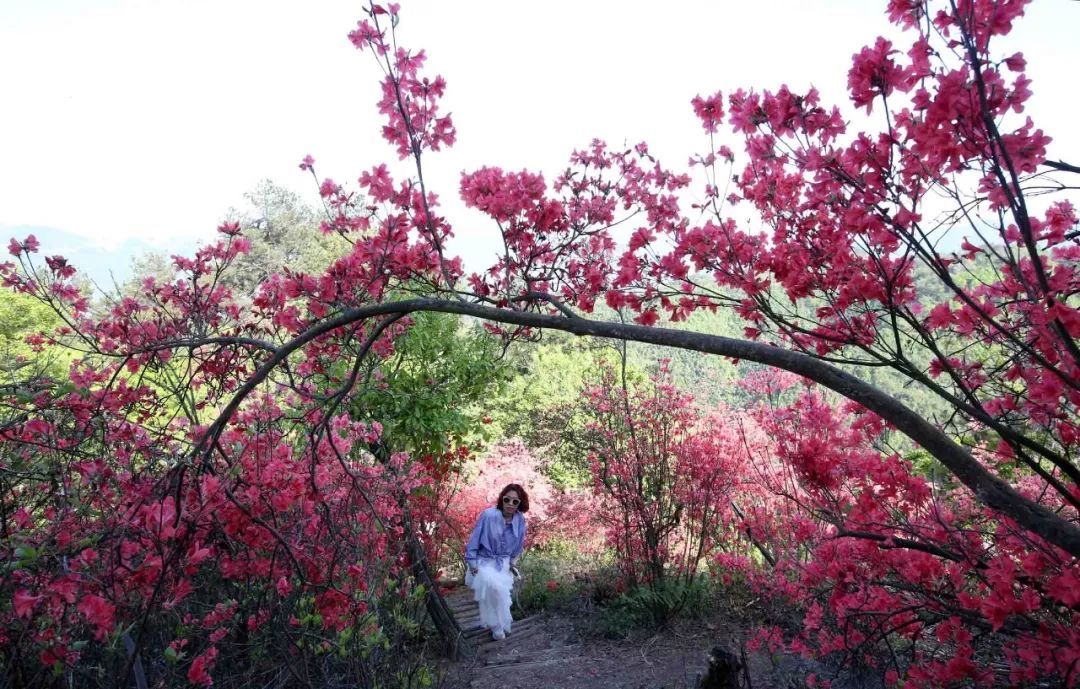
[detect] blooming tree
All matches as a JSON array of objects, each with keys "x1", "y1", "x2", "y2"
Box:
[
  {"x1": 735, "y1": 375, "x2": 1079, "y2": 686},
  {"x1": 333, "y1": 0, "x2": 1079, "y2": 561},
  {"x1": 1, "y1": 0, "x2": 1077, "y2": 684},
  {"x1": 442, "y1": 438, "x2": 599, "y2": 562},
  {"x1": 583, "y1": 362, "x2": 756, "y2": 622},
  {"x1": 0, "y1": 228, "x2": 442, "y2": 684}
]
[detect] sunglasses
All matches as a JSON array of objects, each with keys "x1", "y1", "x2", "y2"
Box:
[{"x1": 502, "y1": 497, "x2": 520, "y2": 506}]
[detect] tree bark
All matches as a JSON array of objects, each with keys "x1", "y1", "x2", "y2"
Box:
[
  {"x1": 402, "y1": 512, "x2": 469, "y2": 659},
  {"x1": 203, "y1": 297, "x2": 1080, "y2": 559}
]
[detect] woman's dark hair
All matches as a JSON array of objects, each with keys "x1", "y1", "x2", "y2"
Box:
[{"x1": 495, "y1": 483, "x2": 529, "y2": 513}]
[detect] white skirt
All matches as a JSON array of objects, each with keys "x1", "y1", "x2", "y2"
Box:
[{"x1": 465, "y1": 560, "x2": 514, "y2": 633}]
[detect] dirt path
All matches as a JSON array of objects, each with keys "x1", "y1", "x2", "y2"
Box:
[
  {"x1": 438, "y1": 587, "x2": 875, "y2": 689},
  {"x1": 441, "y1": 588, "x2": 731, "y2": 689},
  {"x1": 447, "y1": 614, "x2": 719, "y2": 689}
]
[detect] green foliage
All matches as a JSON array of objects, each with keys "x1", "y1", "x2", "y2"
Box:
[
  {"x1": 486, "y1": 340, "x2": 615, "y2": 488},
  {"x1": 351, "y1": 312, "x2": 508, "y2": 460},
  {"x1": 591, "y1": 595, "x2": 653, "y2": 639},
  {"x1": 592, "y1": 577, "x2": 716, "y2": 637},
  {"x1": 514, "y1": 537, "x2": 611, "y2": 615},
  {"x1": 626, "y1": 306, "x2": 743, "y2": 407},
  {"x1": 223, "y1": 179, "x2": 351, "y2": 296},
  {"x1": 516, "y1": 559, "x2": 578, "y2": 614},
  {"x1": 126, "y1": 179, "x2": 351, "y2": 298},
  {"x1": 0, "y1": 289, "x2": 71, "y2": 383}
]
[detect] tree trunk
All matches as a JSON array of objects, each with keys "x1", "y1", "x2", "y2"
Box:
[{"x1": 402, "y1": 513, "x2": 468, "y2": 659}]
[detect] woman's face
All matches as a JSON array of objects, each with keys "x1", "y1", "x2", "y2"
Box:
[{"x1": 501, "y1": 490, "x2": 520, "y2": 517}]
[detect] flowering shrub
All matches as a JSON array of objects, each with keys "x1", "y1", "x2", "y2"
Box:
[
  {"x1": 734, "y1": 377, "x2": 1079, "y2": 687},
  {"x1": 442, "y1": 438, "x2": 601, "y2": 569},
  {"x1": 2, "y1": 0, "x2": 1077, "y2": 685},
  {"x1": 583, "y1": 362, "x2": 758, "y2": 621},
  {"x1": 0, "y1": 226, "x2": 442, "y2": 685}
]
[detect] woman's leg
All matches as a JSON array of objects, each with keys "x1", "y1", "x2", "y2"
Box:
[
  {"x1": 472, "y1": 564, "x2": 503, "y2": 631},
  {"x1": 472, "y1": 563, "x2": 513, "y2": 639},
  {"x1": 495, "y1": 580, "x2": 513, "y2": 634}
]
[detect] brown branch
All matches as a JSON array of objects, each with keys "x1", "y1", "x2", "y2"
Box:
[
  {"x1": 1044, "y1": 160, "x2": 1080, "y2": 175},
  {"x1": 189, "y1": 297, "x2": 1080, "y2": 558}
]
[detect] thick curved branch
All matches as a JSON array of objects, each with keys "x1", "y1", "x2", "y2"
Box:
[
  {"x1": 1044, "y1": 160, "x2": 1080, "y2": 175},
  {"x1": 194, "y1": 297, "x2": 1080, "y2": 558}
]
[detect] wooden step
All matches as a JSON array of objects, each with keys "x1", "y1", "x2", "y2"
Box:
[
  {"x1": 440, "y1": 586, "x2": 552, "y2": 663},
  {"x1": 452, "y1": 602, "x2": 479, "y2": 612},
  {"x1": 463, "y1": 626, "x2": 494, "y2": 640},
  {"x1": 476, "y1": 624, "x2": 545, "y2": 653},
  {"x1": 481, "y1": 646, "x2": 577, "y2": 668},
  {"x1": 464, "y1": 616, "x2": 539, "y2": 641},
  {"x1": 464, "y1": 617, "x2": 540, "y2": 639},
  {"x1": 478, "y1": 655, "x2": 576, "y2": 671}
]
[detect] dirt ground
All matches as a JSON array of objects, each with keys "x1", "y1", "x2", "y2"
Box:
[{"x1": 441, "y1": 612, "x2": 814, "y2": 689}]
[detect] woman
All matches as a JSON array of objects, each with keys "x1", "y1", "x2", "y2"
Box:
[{"x1": 464, "y1": 483, "x2": 528, "y2": 640}]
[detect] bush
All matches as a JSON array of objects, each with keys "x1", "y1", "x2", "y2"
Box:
[
  {"x1": 514, "y1": 537, "x2": 610, "y2": 615},
  {"x1": 590, "y1": 596, "x2": 653, "y2": 640},
  {"x1": 586, "y1": 575, "x2": 720, "y2": 639}
]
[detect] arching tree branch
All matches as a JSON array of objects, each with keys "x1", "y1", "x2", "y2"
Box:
[{"x1": 193, "y1": 297, "x2": 1080, "y2": 558}]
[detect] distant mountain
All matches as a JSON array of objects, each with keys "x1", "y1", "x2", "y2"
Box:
[{"x1": 1, "y1": 224, "x2": 200, "y2": 290}]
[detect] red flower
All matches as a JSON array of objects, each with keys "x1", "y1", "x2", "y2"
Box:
[
  {"x1": 847, "y1": 37, "x2": 905, "y2": 111},
  {"x1": 13, "y1": 590, "x2": 40, "y2": 619},
  {"x1": 77, "y1": 595, "x2": 116, "y2": 642},
  {"x1": 187, "y1": 647, "x2": 218, "y2": 687},
  {"x1": 691, "y1": 91, "x2": 724, "y2": 133}
]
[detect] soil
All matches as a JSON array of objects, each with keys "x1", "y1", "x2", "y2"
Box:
[
  {"x1": 440, "y1": 612, "x2": 818, "y2": 689},
  {"x1": 435, "y1": 579, "x2": 886, "y2": 689}
]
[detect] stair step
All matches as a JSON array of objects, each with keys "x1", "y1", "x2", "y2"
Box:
[
  {"x1": 464, "y1": 616, "x2": 538, "y2": 640},
  {"x1": 465, "y1": 622, "x2": 532, "y2": 641},
  {"x1": 476, "y1": 624, "x2": 544, "y2": 652},
  {"x1": 440, "y1": 586, "x2": 551, "y2": 663},
  {"x1": 482, "y1": 647, "x2": 570, "y2": 667},
  {"x1": 478, "y1": 655, "x2": 575, "y2": 670}
]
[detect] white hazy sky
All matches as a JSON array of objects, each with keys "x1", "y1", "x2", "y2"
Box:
[{"x1": 1, "y1": 0, "x2": 1077, "y2": 269}]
